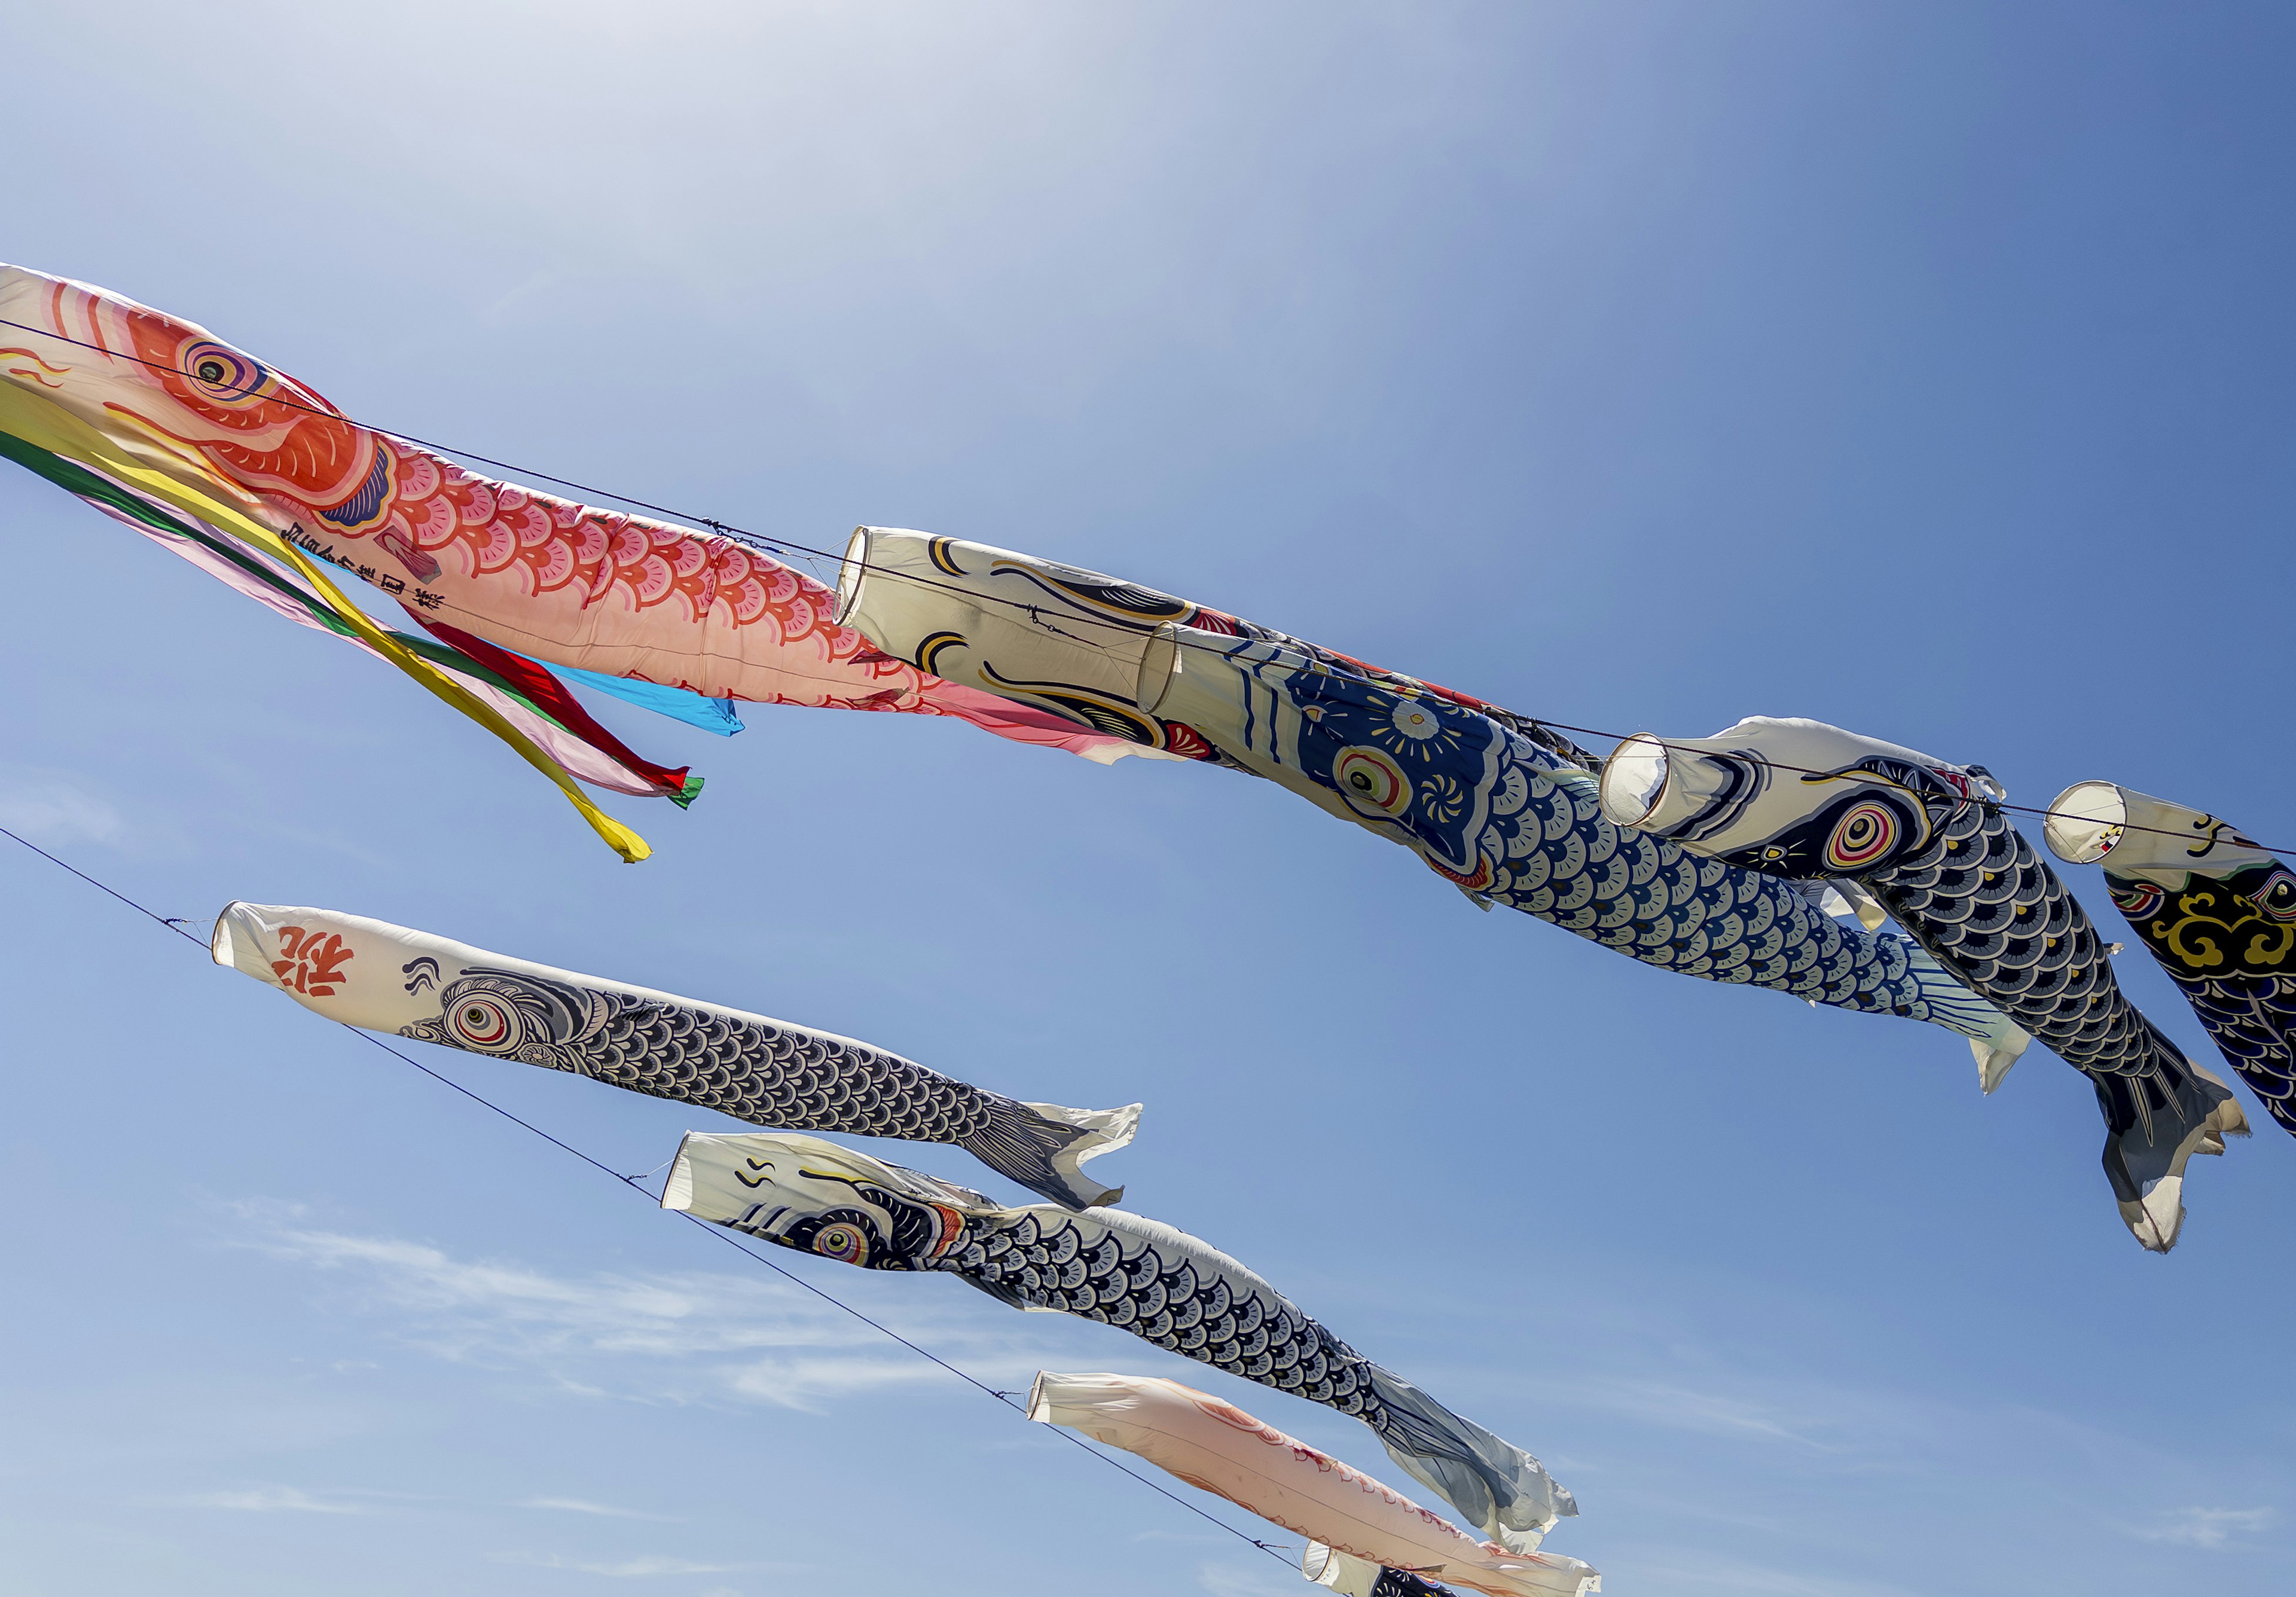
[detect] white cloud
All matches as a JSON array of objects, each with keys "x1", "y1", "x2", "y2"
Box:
[
  {"x1": 181, "y1": 1485, "x2": 365, "y2": 1514},
  {"x1": 227, "y1": 1204, "x2": 1057, "y2": 1412},
  {"x1": 492, "y1": 1552, "x2": 738, "y2": 1576},
  {"x1": 518, "y1": 1497, "x2": 676, "y2": 1522},
  {"x1": 725, "y1": 1353, "x2": 954, "y2": 1411},
  {"x1": 2132, "y1": 1506, "x2": 2276, "y2": 1549},
  {"x1": 0, "y1": 770, "x2": 124, "y2": 847},
  {"x1": 1556, "y1": 1375, "x2": 1830, "y2": 1448}
]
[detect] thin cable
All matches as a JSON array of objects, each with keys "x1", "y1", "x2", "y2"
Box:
[
  {"x1": 0, "y1": 315, "x2": 805, "y2": 559},
  {"x1": 1515, "y1": 717, "x2": 2296, "y2": 859},
  {"x1": 0, "y1": 824, "x2": 1296, "y2": 1569},
  {"x1": 10, "y1": 312, "x2": 2282, "y2": 860}
]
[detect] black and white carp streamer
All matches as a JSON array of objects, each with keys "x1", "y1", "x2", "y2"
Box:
[
  {"x1": 664, "y1": 1130, "x2": 1570, "y2": 1550},
  {"x1": 212, "y1": 902, "x2": 1138, "y2": 1209},
  {"x1": 1595, "y1": 719, "x2": 2249, "y2": 1250},
  {"x1": 2045, "y1": 784, "x2": 2296, "y2": 1138}
]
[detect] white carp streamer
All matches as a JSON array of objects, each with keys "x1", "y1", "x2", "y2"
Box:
[{"x1": 1028, "y1": 1372, "x2": 1599, "y2": 1597}]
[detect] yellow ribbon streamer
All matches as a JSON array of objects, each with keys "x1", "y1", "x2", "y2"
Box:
[{"x1": 0, "y1": 378, "x2": 651, "y2": 862}]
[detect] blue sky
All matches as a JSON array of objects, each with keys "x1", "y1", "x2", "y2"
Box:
[{"x1": 4, "y1": 4, "x2": 2292, "y2": 1593}]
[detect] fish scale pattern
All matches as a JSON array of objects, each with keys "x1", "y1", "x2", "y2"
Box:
[
  {"x1": 1876, "y1": 807, "x2": 2161, "y2": 1076},
  {"x1": 943, "y1": 1207, "x2": 1381, "y2": 1419},
  {"x1": 2165, "y1": 974, "x2": 2296, "y2": 1132},
  {"x1": 701, "y1": 1138, "x2": 1561, "y2": 1538},
  {"x1": 1866, "y1": 804, "x2": 2228, "y2": 1150},
  {"x1": 1169, "y1": 642, "x2": 2013, "y2": 1047},
  {"x1": 401, "y1": 968, "x2": 1104, "y2": 1205},
  {"x1": 916, "y1": 1203, "x2": 1554, "y2": 1537},
  {"x1": 407, "y1": 968, "x2": 990, "y2": 1138},
  {"x1": 1494, "y1": 752, "x2": 1952, "y2": 1016}
]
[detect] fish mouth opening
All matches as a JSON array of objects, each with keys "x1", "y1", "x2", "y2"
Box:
[
  {"x1": 1135, "y1": 624, "x2": 1183, "y2": 717},
  {"x1": 833, "y1": 526, "x2": 872, "y2": 628},
  {"x1": 2044, "y1": 780, "x2": 2127, "y2": 865},
  {"x1": 1596, "y1": 734, "x2": 1671, "y2": 828}
]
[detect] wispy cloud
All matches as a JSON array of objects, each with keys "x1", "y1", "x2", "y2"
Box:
[
  {"x1": 1555, "y1": 1375, "x2": 1833, "y2": 1448},
  {"x1": 518, "y1": 1497, "x2": 677, "y2": 1522},
  {"x1": 227, "y1": 1202, "x2": 1058, "y2": 1412},
  {"x1": 491, "y1": 1552, "x2": 741, "y2": 1577},
  {"x1": 180, "y1": 1485, "x2": 366, "y2": 1514},
  {"x1": 0, "y1": 770, "x2": 124, "y2": 847},
  {"x1": 2132, "y1": 1506, "x2": 2276, "y2": 1549},
  {"x1": 725, "y1": 1354, "x2": 952, "y2": 1409}
]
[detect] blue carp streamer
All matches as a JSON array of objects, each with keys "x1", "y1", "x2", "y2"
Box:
[{"x1": 1146, "y1": 631, "x2": 2025, "y2": 1064}]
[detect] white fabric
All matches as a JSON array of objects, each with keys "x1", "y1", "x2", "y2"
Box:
[
  {"x1": 2044, "y1": 781, "x2": 2280, "y2": 885},
  {"x1": 210, "y1": 901, "x2": 897, "y2": 1042},
  {"x1": 1303, "y1": 1544, "x2": 1388, "y2": 1595},
  {"x1": 1594, "y1": 717, "x2": 1992, "y2": 854},
  {"x1": 1028, "y1": 1372, "x2": 1599, "y2": 1597},
  {"x1": 836, "y1": 528, "x2": 1183, "y2": 752}
]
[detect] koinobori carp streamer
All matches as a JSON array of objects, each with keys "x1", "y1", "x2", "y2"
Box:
[
  {"x1": 1596, "y1": 717, "x2": 2249, "y2": 1250},
  {"x1": 0, "y1": 264, "x2": 1146, "y2": 859},
  {"x1": 664, "y1": 1131, "x2": 1569, "y2": 1549},
  {"x1": 836, "y1": 532, "x2": 2029, "y2": 1076},
  {"x1": 1028, "y1": 1371, "x2": 1599, "y2": 1596},
  {"x1": 212, "y1": 902, "x2": 1137, "y2": 1209},
  {"x1": 2045, "y1": 781, "x2": 2296, "y2": 1137}
]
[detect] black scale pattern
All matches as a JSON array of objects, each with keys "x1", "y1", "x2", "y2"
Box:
[{"x1": 1867, "y1": 802, "x2": 2233, "y2": 1169}]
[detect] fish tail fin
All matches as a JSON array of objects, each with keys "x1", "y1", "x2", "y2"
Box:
[
  {"x1": 958, "y1": 1095, "x2": 1141, "y2": 1209},
  {"x1": 1363, "y1": 1364, "x2": 1572, "y2": 1548},
  {"x1": 1898, "y1": 941, "x2": 2032, "y2": 1089},
  {"x1": 2096, "y1": 1038, "x2": 2249, "y2": 1252}
]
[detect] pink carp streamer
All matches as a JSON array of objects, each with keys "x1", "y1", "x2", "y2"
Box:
[
  {"x1": 1028, "y1": 1372, "x2": 1599, "y2": 1596},
  {"x1": 0, "y1": 264, "x2": 1138, "y2": 857}
]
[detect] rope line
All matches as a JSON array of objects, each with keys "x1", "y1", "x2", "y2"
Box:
[
  {"x1": 0, "y1": 823, "x2": 1299, "y2": 1571},
  {"x1": 5, "y1": 312, "x2": 2283, "y2": 860}
]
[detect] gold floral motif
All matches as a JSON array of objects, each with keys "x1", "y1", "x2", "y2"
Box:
[{"x1": 2147, "y1": 881, "x2": 2296, "y2": 975}]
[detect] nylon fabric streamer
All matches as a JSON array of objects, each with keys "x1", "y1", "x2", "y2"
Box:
[
  {"x1": 0, "y1": 437, "x2": 701, "y2": 803},
  {"x1": 538, "y1": 658, "x2": 747, "y2": 736},
  {"x1": 2045, "y1": 782, "x2": 2296, "y2": 1137},
  {"x1": 1595, "y1": 717, "x2": 2249, "y2": 1250},
  {"x1": 0, "y1": 265, "x2": 1144, "y2": 853},
  {"x1": 663, "y1": 1131, "x2": 1570, "y2": 1547},
  {"x1": 837, "y1": 532, "x2": 2032, "y2": 1085},
  {"x1": 836, "y1": 527, "x2": 1593, "y2": 766},
  {"x1": 1027, "y1": 1372, "x2": 1599, "y2": 1596},
  {"x1": 212, "y1": 903, "x2": 1138, "y2": 1210},
  {"x1": 0, "y1": 289, "x2": 652, "y2": 859}
]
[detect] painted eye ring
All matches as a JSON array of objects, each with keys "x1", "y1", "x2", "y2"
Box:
[
  {"x1": 1332, "y1": 746, "x2": 1412, "y2": 819},
  {"x1": 813, "y1": 1225, "x2": 869, "y2": 1265},
  {"x1": 2251, "y1": 871, "x2": 2296, "y2": 922},
  {"x1": 1824, "y1": 800, "x2": 1903, "y2": 871},
  {"x1": 448, "y1": 997, "x2": 517, "y2": 1051},
  {"x1": 176, "y1": 338, "x2": 271, "y2": 407},
  {"x1": 2111, "y1": 880, "x2": 2166, "y2": 919}
]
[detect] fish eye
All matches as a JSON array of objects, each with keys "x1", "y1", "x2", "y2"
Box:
[
  {"x1": 2253, "y1": 871, "x2": 2296, "y2": 920},
  {"x1": 197, "y1": 359, "x2": 225, "y2": 381},
  {"x1": 1350, "y1": 772, "x2": 1372, "y2": 791}
]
